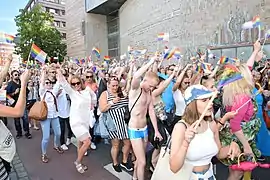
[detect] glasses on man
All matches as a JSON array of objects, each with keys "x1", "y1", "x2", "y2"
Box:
[
  {"x1": 71, "y1": 82, "x2": 81, "y2": 86},
  {"x1": 13, "y1": 74, "x2": 19, "y2": 77}
]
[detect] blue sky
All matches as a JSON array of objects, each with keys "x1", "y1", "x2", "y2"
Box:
[{"x1": 0, "y1": 0, "x2": 29, "y2": 35}]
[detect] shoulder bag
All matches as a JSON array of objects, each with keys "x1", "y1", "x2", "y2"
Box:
[
  {"x1": 29, "y1": 91, "x2": 58, "y2": 121},
  {"x1": 151, "y1": 120, "x2": 193, "y2": 180},
  {"x1": 124, "y1": 89, "x2": 142, "y2": 124}
]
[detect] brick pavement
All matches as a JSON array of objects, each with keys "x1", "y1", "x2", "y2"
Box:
[{"x1": 9, "y1": 153, "x2": 30, "y2": 180}]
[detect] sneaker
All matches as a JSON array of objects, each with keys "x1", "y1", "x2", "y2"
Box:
[
  {"x1": 66, "y1": 138, "x2": 71, "y2": 146},
  {"x1": 90, "y1": 143, "x2": 97, "y2": 150},
  {"x1": 104, "y1": 139, "x2": 110, "y2": 145},
  {"x1": 84, "y1": 151, "x2": 88, "y2": 156},
  {"x1": 61, "y1": 144, "x2": 69, "y2": 151},
  {"x1": 120, "y1": 162, "x2": 134, "y2": 172},
  {"x1": 25, "y1": 133, "x2": 32, "y2": 139},
  {"x1": 113, "y1": 164, "x2": 122, "y2": 172},
  {"x1": 16, "y1": 134, "x2": 22, "y2": 139},
  {"x1": 257, "y1": 156, "x2": 266, "y2": 162},
  {"x1": 29, "y1": 123, "x2": 32, "y2": 128}
]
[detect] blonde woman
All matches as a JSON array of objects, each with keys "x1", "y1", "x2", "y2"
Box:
[
  {"x1": 56, "y1": 69, "x2": 97, "y2": 173},
  {"x1": 170, "y1": 85, "x2": 240, "y2": 179},
  {"x1": 218, "y1": 64, "x2": 261, "y2": 180}
]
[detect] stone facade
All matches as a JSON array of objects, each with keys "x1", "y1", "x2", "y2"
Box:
[
  {"x1": 119, "y1": 0, "x2": 269, "y2": 59},
  {"x1": 66, "y1": 0, "x2": 108, "y2": 59}
]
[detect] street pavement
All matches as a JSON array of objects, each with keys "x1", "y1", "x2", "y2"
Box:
[{"x1": 7, "y1": 121, "x2": 270, "y2": 180}]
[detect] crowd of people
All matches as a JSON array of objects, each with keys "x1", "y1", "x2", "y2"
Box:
[{"x1": 0, "y1": 40, "x2": 269, "y2": 180}]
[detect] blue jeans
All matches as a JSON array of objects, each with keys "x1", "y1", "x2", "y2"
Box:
[{"x1": 40, "y1": 117, "x2": 61, "y2": 155}]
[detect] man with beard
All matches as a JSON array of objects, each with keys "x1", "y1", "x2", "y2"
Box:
[{"x1": 6, "y1": 70, "x2": 31, "y2": 139}]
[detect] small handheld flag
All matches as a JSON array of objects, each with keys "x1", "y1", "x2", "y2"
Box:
[
  {"x1": 30, "y1": 44, "x2": 47, "y2": 63},
  {"x1": 92, "y1": 47, "x2": 101, "y2": 59}
]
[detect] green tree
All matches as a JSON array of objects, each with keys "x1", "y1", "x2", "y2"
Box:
[{"x1": 15, "y1": 5, "x2": 67, "y2": 63}]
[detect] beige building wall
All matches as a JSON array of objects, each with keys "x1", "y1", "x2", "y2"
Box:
[
  {"x1": 119, "y1": 0, "x2": 269, "y2": 57},
  {"x1": 66, "y1": 0, "x2": 108, "y2": 59},
  {"x1": 66, "y1": 0, "x2": 86, "y2": 58}
]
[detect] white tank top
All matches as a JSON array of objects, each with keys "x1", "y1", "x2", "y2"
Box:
[
  {"x1": 185, "y1": 122, "x2": 218, "y2": 166},
  {"x1": 173, "y1": 89, "x2": 186, "y2": 116}
]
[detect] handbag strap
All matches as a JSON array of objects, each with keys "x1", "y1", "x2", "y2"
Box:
[
  {"x1": 42, "y1": 91, "x2": 58, "y2": 112},
  {"x1": 163, "y1": 120, "x2": 188, "y2": 157},
  {"x1": 130, "y1": 88, "x2": 142, "y2": 113}
]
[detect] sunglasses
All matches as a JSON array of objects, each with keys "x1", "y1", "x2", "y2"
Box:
[
  {"x1": 71, "y1": 82, "x2": 81, "y2": 86},
  {"x1": 45, "y1": 81, "x2": 52, "y2": 85},
  {"x1": 86, "y1": 75, "x2": 93, "y2": 79},
  {"x1": 49, "y1": 71, "x2": 56, "y2": 74},
  {"x1": 13, "y1": 74, "x2": 19, "y2": 77},
  {"x1": 169, "y1": 69, "x2": 174, "y2": 71},
  {"x1": 184, "y1": 82, "x2": 190, "y2": 85}
]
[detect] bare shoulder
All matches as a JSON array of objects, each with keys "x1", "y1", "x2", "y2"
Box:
[
  {"x1": 129, "y1": 88, "x2": 141, "y2": 101},
  {"x1": 210, "y1": 120, "x2": 218, "y2": 133}
]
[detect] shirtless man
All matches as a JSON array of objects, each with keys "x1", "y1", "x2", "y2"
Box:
[{"x1": 128, "y1": 57, "x2": 162, "y2": 180}]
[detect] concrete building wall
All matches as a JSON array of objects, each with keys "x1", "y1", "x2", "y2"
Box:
[
  {"x1": 119, "y1": 0, "x2": 269, "y2": 56},
  {"x1": 66, "y1": 0, "x2": 86, "y2": 58},
  {"x1": 66, "y1": 0, "x2": 108, "y2": 59},
  {"x1": 85, "y1": 14, "x2": 108, "y2": 60}
]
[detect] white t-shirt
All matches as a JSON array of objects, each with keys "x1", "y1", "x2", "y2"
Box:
[
  {"x1": 173, "y1": 89, "x2": 186, "y2": 117},
  {"x1": 57, "y1": 88, "x2": 70, "y2": 118}
]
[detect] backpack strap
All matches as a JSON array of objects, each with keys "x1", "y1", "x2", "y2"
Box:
[{"x1": 130, "y1": 88, "x2": 142, "y2": 113}]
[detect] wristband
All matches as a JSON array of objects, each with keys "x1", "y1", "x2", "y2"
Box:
[{"x1": 218, "y1": 121, "x2": 224, "y2": 126}]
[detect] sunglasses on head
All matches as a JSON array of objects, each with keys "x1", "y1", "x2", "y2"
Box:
[{"x1": 71, "y1": 82, "x2": 81, "y2": 86}]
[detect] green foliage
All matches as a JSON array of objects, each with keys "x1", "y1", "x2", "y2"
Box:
[{"x1": 15, "y1": 5, "x2": 66, "y2": 62}]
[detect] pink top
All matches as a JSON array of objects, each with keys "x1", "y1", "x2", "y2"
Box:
[{"x1": 226, "y1": 94, "x2": 254, "y2": 133}]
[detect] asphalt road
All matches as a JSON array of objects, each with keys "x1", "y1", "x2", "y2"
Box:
[{"x1": 8, "y1": 120, "x2": 270, "y2": 180}]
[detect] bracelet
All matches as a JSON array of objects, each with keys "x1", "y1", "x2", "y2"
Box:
[{"x1": 218, "y1": 121, "x2": 224, "y2": 126}]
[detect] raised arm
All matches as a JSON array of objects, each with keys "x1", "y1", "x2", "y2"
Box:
[
  {"x1": 0, "y1": 70, "x2": 30, "y2": 117},
  {"x1": 131, "y1": 57, "x2": 156, "y2": 90},
  {"x1": 0, "y1": 54, "x2": 12, "y2": 85},
  {"x1": 172, "y1": 64, "x2": 191, "y2": 91},
  {"x1": 246, "y1": 40, "x2": 261, "y2": 68},
  {"x1": 152, "y1": 70, "x2": 176, "y2": 97},
  {"x1": 125, "y1": 61, "x2": 135, "y2": 93},
  {"x1": 56, "y1": 69, "x2": 75, "y2": 95}
]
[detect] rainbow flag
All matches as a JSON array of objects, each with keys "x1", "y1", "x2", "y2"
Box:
[
  {"x1": 5, "y1": 34, "x2": 15, "y2": 43},
  {"x1": 196, "y1": 63, "x2": 203, "y2": 73},
  {"x1": 163, "y1": 48, "x2": 175, "y2": 60},
  {"x1": 173, "y1": 49, "x2": 181, "y2": 59},
  {"x1": 218, "y1": 56, "x2": 229, "y2": 64},
  {"x1": 80, "y1": 59, "x2": 85, "y2": 64},
  {"x1": 242, "y1": 15, "x2": 261, "y2": 29},
  {"x1": 92, "y1": 47, "x2": 101, "y2": 59},
  {"x1": 157, "y1": 33, "x2": 169, "y2": 41},
  {"x1": 30, "y1": 44, "x2": 47, "y2": 63},
  {"x1": 202, "y1": 63, "x2": 211, "y2": 71},
  {"x1": 74, "y1": 59, "x2": 79, "y2": 64},
  {"x1": 104, "y1": 56, "x2": 110, "y2": 61}
]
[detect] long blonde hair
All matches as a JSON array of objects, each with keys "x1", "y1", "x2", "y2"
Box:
[{"x1": 222, "y1": 64, "x2": 253, "y2": 107}]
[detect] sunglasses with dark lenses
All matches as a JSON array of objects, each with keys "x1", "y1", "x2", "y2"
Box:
[
  {"x1": 86, "y1": 76, "x2": 93, "y2": 79},
  {"x1": 71, "y1": 82, "x2": 81, "y2": 86},
  {"x1": 110, "y1": 77, "x2": 119, "y2": 81},
  {"x1": 184, "y1": 82, "x2": 190, "y2": 85},
  {"x1": 45, "y1": 81, "x2": 52, "y2": 85},
  {"x1": 169, "y1": 69, "x2": 174, "y2": 71},
  {"x1": 13, "y1": 74, "x2": 19, "y2": 77},
  {"x1": 49, "y1": 71, "x2": 56, "y2": 74}
]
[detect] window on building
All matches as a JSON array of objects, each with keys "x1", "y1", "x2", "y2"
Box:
[
  {"x1": 45, "y1": 7, "x2": 50, "y2": 12},
  {"x1": 55, "y1": 9, "x2": 60, "y2": 15},
  {"x1": 54, "y1": 21, "x2": 60, "y2": 27},
  {"x1": 61, "y1": 10, "x2": 65, "y2": 16},
  {"x1": 44, "y1": 0, "x2": 60, "y2": 3},
  {"x1": 81, "y1": 21, "x2": 86, "y2": 36},
  {"x1": 62, "y1": 33, "x2": 66, "y2": 39},
  {"x1": 107, "y1": 13, "x2": 119, "y2": 59},
  {"x1": 62, "y1": 22, "x2": 66, "y2": 27}
]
